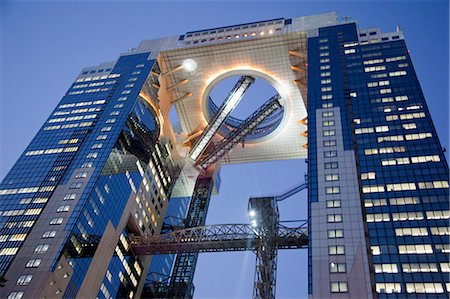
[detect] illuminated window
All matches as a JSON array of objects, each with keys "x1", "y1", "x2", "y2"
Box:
[
  {"x1": 324, "y1": 151, "x2": 337, "y2": 158},
  {"x1": 7, "y1": 292, "x2": 24, "y2": 299},
  {"x1": 375, "y1": 283, "x2": 401, "y2": 294},
  {"x1": 329, "y1": 245, "x2": 345, "y2": 255},
  {"x1": 70, "y1": 182, "x2": 82, "y2": 189},
  {"x1": 440, "y1": 262, "x2": 450, "y2": 272},
  {"x1": 330, "y1": 282, "x2": 348, "y2": 293},
  {"x1": 323, "y1": 140, "x2": 336, "y2": 147},
  {"x1": 364, "y1": 199, "x2": 386, "y2": 207},
  {"x1": 402, "y1": 263, "x2": 438, "y2": 273},
  {"x1": 426, "y1": 210, "x2": 449, "y2": 220},
  {"x1": 398, "y1": 244, "x2": 433, "y2": 254},
  {"x1": 418, "y1": 181, "x2": 449, "y2": 189},
  {"x1": 42, "y1": 231, "x2": 57, "y2": 238},
  {"x1": 57, "y1": 205, "x2": 70, "y2": 213},
  {"x1": 323, "y1": 130, "x2": 335, "y2": 136},
  {"x1": 50, "y1": 217, "x2": 64, "y2": 225},
  {"x1": 328, "y1": 229, "x2": 343, "y2": 238},
  {"x1": 327, "y1": 214, "x2": 342, "y2": 223},
  {"x1": 389, "y1": 197, "x2": 419, "y2": 205},
  {"x1": 0, "y1": 247, "x2": 19, "y2": 256},
  {"x1": 362, "y1": 185, "x2": 385, "y2": 193},
  {"x1": 26, "y1": 259, "x2": 42, "y2": 268},
  {"x1": 64, "y1": 193, "x2": 76, "y2": 201},
  {"x1": 330, "y1": 263, "x2": 346, "y2": 273},
  {"x1": 322, "y1": 111, "x2": 334, "y2": 117},
  {"x1": 324, "y1": 162, "x2": 338, "y2": 169},
  {"x1": 406, "y1": 283, "x2": 443, "y2": 294},
  {"x1": 361, "y1": 172, "x2": 376, "y2": 180},
  {"x1": 392, "y1": 212, "x2": 423, "y2": 221},
  {"x1": 325, "y1": 187, "x2": 340, "y2": 194},
  {"x1": 430, "y1": 227, "x2": 450, "y2": 236},
  {"x1": 325, "y1": 174, "x2": 339, "y2": 181},
  {"x1": 395, "y1": 228, "x2": 428, "y2": 236},
  {"x1": 16, "y1": 274, "x2": 33, "y2": 286},
  {"x1": 366, "y1": 213, "x2": 390, "y2": 222},
  {"x1": 374, "y1": 264, "x2": 398, "y2": 273}
]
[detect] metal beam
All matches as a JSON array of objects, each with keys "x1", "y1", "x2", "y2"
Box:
[
  {"x1": 130, "y1": 223, "x2": 308, "y2": 255},
  {"x1": 189, "y1": 76, "x2": 255, "y2": 161},
  {"x1": 196, "y1": 94, "x2": 282, "y2": 171}
]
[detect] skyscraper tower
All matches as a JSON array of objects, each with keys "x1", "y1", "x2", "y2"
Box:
[{"x1": 1, "y1": 12, "x2": 448, "y2": 299}]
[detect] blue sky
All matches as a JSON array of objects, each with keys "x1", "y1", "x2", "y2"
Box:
[{"x1": 1, "y1": 1, "x2": 448, "y2": 298}]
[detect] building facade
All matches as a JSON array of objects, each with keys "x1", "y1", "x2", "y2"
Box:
[{"x1": 1, "y1": 12, "x2": 448, "y2": 299}]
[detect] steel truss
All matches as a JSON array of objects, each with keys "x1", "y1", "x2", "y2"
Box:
[
  {"x1": 130, "y1": 223, "x2": 308, "y2": 255},
  {"x1": 189, "y1": 76, "x2": 255, "y2": 161},
  {"x1": 166, "y1": 177, "x2": 214, "y2": 298},
  {"x1": 196, "y1": 94, "x2": 282, "y2": 171}
]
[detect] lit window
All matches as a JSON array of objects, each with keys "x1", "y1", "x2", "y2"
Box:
[
  {"x1": 403, "y1": 263, "x2": 438, "y2": 273},
  {"x1": 8, "y1": 292, "x2": 24, "y2": 299},
  {"x1": 86, "y1": 153, "x2": 98, "y2": 159},
  {"x1": 418, "y1": 181, "x2": 449, "y2": 189},
  {"x1": 16, "y1": 274, "x2": 33, "y2": 285},
  {"x1": 328, "y1": 229, "x2": 344, "y2": 238},
  {"x1": 392, "y1": 212, "x2": 423, "y2": 221},
  {"x1": 324, "y1": 151, "x2": 337, "y2": 158},
  {"x1": 426, "y1": 210, "x2": 449, "y2": 220},
  {"x1": 329, "y1": 245, "x2": 345, "y2": 255},
  {"x1": 327, "y1": 214, "x2": 342, "y2": 223},
  {"x1": 325, "y1": 174, "x2": 339, "y2": 182},
  {"x1": 57, "y1": 205, "x2": 70, "y2": 213},
  {"x1": 70, "y1": 182, "x2": 82, "y2": 189},
  {"x1": 64, "y1": 193, "x2": 76, "y2": 201},
  {"x1": 75, "y1": 173, "x2": 88, "y2": 180},
  {"x1": 361, "y1": 172, "x2": 376, "y2": 180},
  {"x1": 42, "y1": 231, "x2": 57, "y2": 238},
  {"x1": 371, "y1": 246, "x2": 381, "y2": 255},
  {"x1": 324, "y1": 162, "x2": 338, "y2": 169},
  {"x1": 430, "y1": 227, "x2": 450, "y2": 236},
  {"x1": 389, "y1": 197, "x2": 419, "y2": 205},
  {"x1": 398, "y1": 244, "x2": 433, "y2": 254},
  {"x1": 374, "y1": 264, "x2": 398, "y2": 273},
  {"x1": 366, "y1": 213, "x2": 390, "y2": 222},
  {"x1": 364, "y1": 199, "x2": 387, "y2": 207},
  {"x1": 49, "y1": 217, "x2": 64, "y2": 225},
  {"x1": 395, "y1": 228, "x2": 428, "y2": 236},
  {"x1": 323, "y1": 140, "x2": 336, "y2": 147},
  {"x1": 26, "y1": 259, "x2": 42, "y2": 268},
  {"x1": 323, "y1": 130, "x2": 336, "y2": 136},
  {"x1": 375, "y1": 283, "x2": 401, "y2": 294},
  {"x1": 330, "y1": 263, "x2": 346, "y2": 273},
  {"x1": 325, "y1": 187, "x2": 340, "y2": 194},
  {"x1": 322, "y1": 120, "x2": 334, "y2": 127},
  {"x1": 362, "y1": 185, "x2": 385, "y2": 193},
  {"x1": 406, "y1": 283, "x2": 443, "y2": 294},
  {"x1": 330, "y1": 282, "x2": 348, "y2": 293},
  {"x1": 440, "y1": 262, "x2": 450, "y2": 272}
]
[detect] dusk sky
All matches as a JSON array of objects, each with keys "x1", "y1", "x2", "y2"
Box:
[{"x1": 1, "y1": 1, "x2": 448, "y2": 298}]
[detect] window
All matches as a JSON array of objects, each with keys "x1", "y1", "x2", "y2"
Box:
[
  {"x1": 403, "y1": 263, "x2": 438, "y2": 273},
  {"x1": 327, "y1": 214, "x2": 342, "y2": 223},
  {"x1": 326, "y1": 200, "x2": 341, "y2": 208},
  {"x1": 328, "y1": 229, "x2": 343, "y2": 238},
  {"x1": 42, "y1": 231, "x2": 57, "y2": 238},
  {"x1": 50, "y1": 217, "x2": 64, "y2": 225},
  {"x1": 330, "y1": 263, "x2": 346, "y2": 273},
  {"x1": 323, "y1": 120, "x2": 334, "y2": 127},
  {"x1": 81, "y1": 162, "x2": 93, "y2": 168},
  {"x1": 64, "y1": 193, "x2": 76, "y2": 201},
  {"x1": 325, "y1": 187, "x2": 340, "y2": 194},
  {"x1": 25, "y1": 259, "x2": 42, "y2": 268},
  {"x1": 398, "y1": 244, "x2": 433, "y2": 254},
  {"x1": 75, "y1": 172, "x2": 88, "y2": 179},
  {"x1": 329, "y1": 245, "x2": 345, "y2": 255},
  {"x1": 7, "y1": 292, "x2": 24, "y2": 299},
  {"x1": 374, "y1": 264, "x2": 398, "y2": 273},
  {"x1": 323, "y1": 130, "x2": 335, "y2": 136},
  {"x1": 86, "y1": 153, "x2": 98, "y2": 159},
  {"x1": 70, "y1": 182, "x2": 82, "y2": 189},
  {"x1": 330, "y1": 282, "x2": 348, "y2": 293},
  {"x1": 322, "y1": 111, "x2": 334, "y2": 117},
  {"x1": 366, "y1": 213, "x2": 390, "y2": 222},
  {"x1": 325, "y1": 174, "x2": 339, "y2": 181},
  {"x1": 324, "y1": 162, "x2": 338, "y2": 169},
  {"x1": 395, "y1": 228, "x2": 428, "y2": 236},
  {"x1": 324, "y1": 151, "x2": 337, "y2": 158},
  {"x1": 92, "y1": 143, "x2": 104, "y2": 149},
  {"x1": 323, "y1": 140, "x2": 336, "y2": 147},
  {"x1": 406, "y1": 283, "x2": 444, "y2": 294},
  {"x1": 57, "y1": 205, "x2": 70, "y2": 213},
  {"x1": 375, "y1": 283, "x2": 401, "y2": 294},
  {"x1": 16, "y1": 274, "x2": 33, "y2": 285}
]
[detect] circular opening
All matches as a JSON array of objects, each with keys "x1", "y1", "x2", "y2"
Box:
[{"x1": 206, "y1": 74, "x2": 284, "y2": 141}]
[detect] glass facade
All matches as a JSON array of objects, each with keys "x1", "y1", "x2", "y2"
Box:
[
  {"x1": 308, "y1": 22, "x2": 449, "y2": 297},
  {"x1": 1, "y1": 13, "x2": 448, "y2": 299}
]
